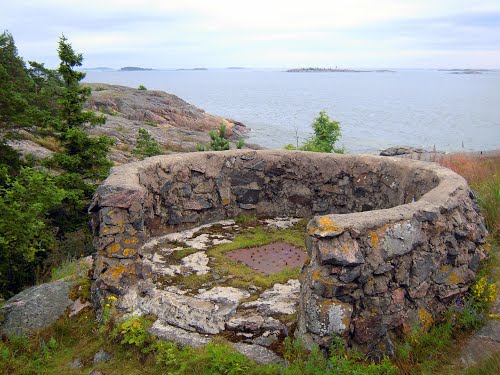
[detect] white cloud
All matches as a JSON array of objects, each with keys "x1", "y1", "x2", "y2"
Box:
[{"x1": 2, "y1": 0, "x2": 499, "y2": 68}]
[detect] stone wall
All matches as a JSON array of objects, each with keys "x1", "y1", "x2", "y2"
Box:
[{"x1": 90, "y1": 150, "x2": 487, "y2": 354}]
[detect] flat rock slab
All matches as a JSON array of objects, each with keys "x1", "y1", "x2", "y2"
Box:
[
  {"x1": 0, "y1": 281, "x2": 73, "y2": 336},
  {"x1": 226, "y1": 243, "x2": 307, "y2": 275}
]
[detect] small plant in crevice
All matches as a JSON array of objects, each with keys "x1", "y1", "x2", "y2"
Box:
[
  {"x1": 98, "y1": 295, "x2": 118, "y2": 333},
  {"x1": 132, "y1": 128, "x2": 162, "y2": 157}
]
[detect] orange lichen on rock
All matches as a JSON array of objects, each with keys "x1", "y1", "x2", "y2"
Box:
[
  {"x1": 418, "y1": 307, "x2": 434, "y2": 331},
  {"x1": 123, "y1": 237, "x2": 139, "y2": 246},
  {"x1": 309, "y1": 216, "x2": 345, "y2": 237},
  {"x1": 448, "y1": 271, "x2": 463, "y2": 285},
  {"x1": 123, "y1": 248, "x2": 137, "y2": 257},
  {"x1": 107, "y1": 264, "x2": 128, "y2": 279},
  {"x1": 106, "y1": 243, "x2": 121, "y2": 254},
  {"x1": 312, "y1": 270, "x2": 333, "y2": 285},
  {"x1": 369, "y1": 230, "x2": 379, "y2": 248}
]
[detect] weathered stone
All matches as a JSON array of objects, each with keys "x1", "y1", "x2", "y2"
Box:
[
  {"x1": 232, "y1": 343, "x2": 282, "y2": 364},
  {"x1": 381, "y1": 221, "x2": 421, "y2": 259},
  {"x1": 150, "y1": 320, "x2": 211, "y2": 348},
  {"x1": 226, "y1": 313, "x2": 265, "y2": 331},
  {"x1": 374, "y1": 263, "x2": 394, "y2": 275},
  {"x1": 93, "y1": 349, "x2": 111, "y2": 364},
  {"x1": 97, "y1": 187, "x2": 144, "y2": 209},
  {"x1": 317, "y1": 237, "x2": 364, "y2": 266},
  {"x1": 123, "y1": 288, "x2": 232, "y2": 334},
  {"x1": 412, "y1": 254, "x2": 436, "y2": 281},
  {"x1": 339, "y1": 266, "x2": 362, "y2": 283},
  {"x1": 233, "y1": 187, "x2": 260, "y2": 204},
  {"x1": 304, "y1": 295, "x2": 353, "y2": 336},
  {"x1": 183, "y1": 198, "x2": 213, "y2": 211},
  {"x1": 307, "y1": 215, "x2": 345, "y2": 238},
  {"x1": 241, "y1": 279, "x2": 300, "y2": 316},
  {"x1": 249, "y1": 330, "x2": 281, "y2": 347},
  {"x1": 197, "y1": 287, "x2": 250, "y2": 306},
  {"x1": 353, "y1": 316, "x2": 386, "y2": 344},
  {"x1": 1, "y1": 281, "x2": 73, "y2": 336},
  {"x1": 69, "y1": 359, "x2": 83, "y2": 369}
]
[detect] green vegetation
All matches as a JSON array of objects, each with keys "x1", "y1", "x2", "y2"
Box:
[
  {"x1": 144, "y1": 120, "x2": 158, "y2": 127},
  {"x1": 132, "y1": 128, "x2": 162, "y2": 157},
  {"x1": 235, "y1": 137, "x2": 245, "y2": 149},
  {"x1": 138, "y1": 84, "x2": 147, "y2": 90},
  {"x1": 285, "y1": 111, "x2": 343, "y2": 153},
  {"x1": 209, "y1": 123, "x2": 230, "y2": 151},
  {"x1": 197, "y1": 123, "x2": 245, "y2": 151},
  {"x1": 0, "y1": 310, "x2": 399, "y2": 375},
  {"x1": 0, "y1": 31, "x2": 112, "y2": 297},
  {"x1": 0, "y1": 168, "x2": 66, "y2": 294},
  {"x1": 163, "y1": 220, "x2": 308, "y2": 291}
]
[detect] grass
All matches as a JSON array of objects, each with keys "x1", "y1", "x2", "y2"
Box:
[
  {"x1": 50, "y1": 258, "x2": 89, "y2": 282},
  {"x1": 436, "y1": 153, "x2": 500, "y2": 240},
  {"x1": 21, "y1": 131, "x2": 62, "y2": 152},
  {"x1": 144, "y1": 121, "x2": 158, "y2": 127},
  {"x1": 387, "y1": 152, "x2": 500, "y2": 374},
  {"x1": 0, "y1": 310, "x2": 400, "y2": 375}
]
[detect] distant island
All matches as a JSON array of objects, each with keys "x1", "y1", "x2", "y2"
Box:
[
  {"x1": 226, "y1": 67, "x2": 246, "y2": 70},
  {"x1": 438, "y1": 69, "x2": 492, "y2": 75},
  {"x1": 286, "y1": 68, "x2": 395, "y2": 73},
  {"x1": 120, "y1": 66, "x2": 153, "y2": 71},
  {"x1": 176, "y1": 68, "x2": 208, "y2": 71},
  {"x1": 81, "y1": 67, "x2": 116, "y2": 72}
]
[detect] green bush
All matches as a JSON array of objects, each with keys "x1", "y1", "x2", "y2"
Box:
[
  {"x1": 0, "y1": 167, "x2": 66, "y2": 297},
  {"x1": 132, "y1": 128, "x2": 162, "y2": 157},
  {"x1": 209, "y1": 123, "x2": 230, "y2": 151},
  {"x1": 138, "y1": 84, "x2": 147, "y2": 90},
  {"x1": 285, "y1": 111, "x2": 343, "y2": 153}
]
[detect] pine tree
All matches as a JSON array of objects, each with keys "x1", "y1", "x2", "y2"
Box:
[{"x1": 132, "y1": 128, "x2": 162, "y2": 157}]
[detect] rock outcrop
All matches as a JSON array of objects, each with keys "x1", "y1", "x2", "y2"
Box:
[
  {"x1": 84, "y1": 83, "x2": 248, "y2": 164},
  {"x1": 8, "y1": 83, "x2": 250, "y2": 164}
]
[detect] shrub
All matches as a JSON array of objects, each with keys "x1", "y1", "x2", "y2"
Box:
[
  {"x1": 138, "y1": 84, "x2": 147, "y2": 90},
  {"x1": 236, "y1": 137, "x2": 245, "y2": 149},
  {"x1": 0, "y1": 167, "x2": 66, "y2": 297},
  {"x1": 285, "y1": 111, "x2": 343, "y2": 153},
  {"x1": 209, "y1": 123, "x2": 230, "y2": 151},
  {"x1": 132, "y1": 128, "x2": 162, "y2": 157}
]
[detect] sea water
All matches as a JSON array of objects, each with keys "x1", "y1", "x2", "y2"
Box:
[{"x1": 84, "y1": 69, "x2": 500, "y2": 154}]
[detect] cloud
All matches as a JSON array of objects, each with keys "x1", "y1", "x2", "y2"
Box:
[{"x1": 1, "y1": 0, "x2": 499, "y2": 68}]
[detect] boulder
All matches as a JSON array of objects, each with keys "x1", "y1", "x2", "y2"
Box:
[{"x1": 1, "y1": 281, "x2": 73, "y2": 336}]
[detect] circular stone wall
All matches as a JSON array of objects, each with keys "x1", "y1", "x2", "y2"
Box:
[{"x1": 90, "y1": 150, "x2": 487, "y2": 356}]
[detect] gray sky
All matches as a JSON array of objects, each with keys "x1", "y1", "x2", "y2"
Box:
[{"x1": 2, "y1": 0, "x2": 500, "y2": 69}]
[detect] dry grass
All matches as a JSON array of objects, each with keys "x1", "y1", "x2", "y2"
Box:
[{"x1": 436, "y1": 153, "x2": 500, "y2": 240}]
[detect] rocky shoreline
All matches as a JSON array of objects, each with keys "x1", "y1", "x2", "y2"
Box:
[{"x1": 84, "y1": 83, "x2": 251, "y2": 163}]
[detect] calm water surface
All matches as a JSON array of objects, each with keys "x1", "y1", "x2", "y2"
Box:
[{"x1": 84, "y1": 69, "x2": 500, "y2": 154}]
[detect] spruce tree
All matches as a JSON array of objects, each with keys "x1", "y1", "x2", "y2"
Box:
[{"x1": 50, "y1": 36, "x2": 113, "y2": 189}]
